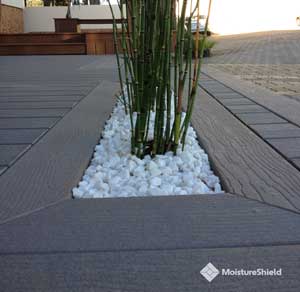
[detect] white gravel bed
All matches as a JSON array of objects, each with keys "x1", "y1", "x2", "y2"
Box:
[{"x1": 73, "y1": 101, "x2": 222, "y2": 198}]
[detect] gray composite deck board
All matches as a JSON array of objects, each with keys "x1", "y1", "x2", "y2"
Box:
[
  {"x1": 1, "y1": 56, "x2": 300, "y2": 291},
  {"x1": 0, "y1": 145, "x2": 29, "y2": 165},
  {"x1": 1, "y1": 194, "x2": 300, "y2": 254},
  {"x1": 0, "y1": 80, "x2": 118, "y2": 224},
  {"x1": 292, "y1": 158, "x2": 300, "y2": 168},
  {"x1": 0, "y1": 117, "x2": 59, "y2": 129},
  {"x1": 0, "y1": 166, "x2": 7, "y2": 175},
  {"x1": 252, "y1": 123, "x2": 300, "y2": 139},
  {"x1": 0, "y1": 96, "x2": 83, "y2": 102},
  {"x1": 0, "y1": 244, "x2": 299, "y2": 292},
  {"x1": 219, "y1": 98, "x2": 255, "y2": 106},
  {"x1": 0, "y1": 101, "x2": 76, "y2": 109},
  {"x1": 212, "y1": 92, "x2": 245, "y2": 99},
  {"x1": 0, "y1": 108, "x2": 70, "y2": 118},
  {"x1": 199, "y1": 72, "x2": 300, "y2": 171},
  {"x1": 202, "y1": 66, "x2": 300, "y2": 127},
  {"x1": 227, "y1": 104, "x2": 269, "y2": 113},
  {"x1": 0, "y1": 91, "x2": 90, "y2": 96},
  {"x1": 267, "y1": 138, "x2": 300, "y2": 158},
  {"x1": 191, "y1": 89, "x2": 300, "y2": 212},
  {"x1": 236, "y1": 112, "x2": 288, "y2": 124},
  {"x1": 0, "y1": 129, "x2": 47, "y2": 144}
]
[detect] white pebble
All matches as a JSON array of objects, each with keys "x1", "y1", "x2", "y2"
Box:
[{"x1": 72, "y1": 99, "x2": 222, "y2": 199}]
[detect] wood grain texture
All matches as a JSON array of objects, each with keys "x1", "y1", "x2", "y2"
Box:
[
  {"x1": 0, "y1": 96, "x2": 83, "y2": 102},
  {"x1": 0, "y1": 90, "x2": 89, "y2": 96},
  {"x1": 0, "y1": 244, "x2": 299, "y2": 292},
  {"x1": 0, "y1": 166, "x2": 7, "y2": 175},
  {"x1": 0, "y1": 129, "x2": 46, "y2": 144},
  {"x1": 0, "y1": 108, "x2": 69, "y2": 118},
  {"x1": 237, "y1": 112, "x2": 287, "y2": 125},
  {"x1": 0, "y1": 101, "x2": 76, "y2": 109},
  {"x1": 292, "y1": 158, "x2": 300, "y2": 168},
  {"x1": 267, "y1": 138, "x2": 300, "y2": 158},
  {"x1": 227, "y1": 104, "x2": 269, "y2": 113},
  {"x1": 0, "y1": 145, "x2": 29, "y2": 165},
  {"x1": 202, "y1": 66, "x2": 300, "y2": 128},
  {"x1": 252, "y1": 124, "x2": 300, "y2": 139},
  {"x1": 219, "y1": 98, "x2": 255, "y2": 106},
  {"x1": 1, "y1": 195, "x2": 300, "y2": 254},
  {"x1": 0, "y1": 117, "x2": 59, "y2": 129},
  {"x1": 191, "y1": 89, "x2": 300, "y2": 212},
  {"x1": 0, "y1": 81, "x2": 118, "y2": 223},
  {"x1": 211, "y1": 92, "x2": 244, "y2": 99}
]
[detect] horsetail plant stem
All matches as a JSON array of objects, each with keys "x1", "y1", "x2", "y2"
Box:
[{"x1": 108, "y1": 0, "x2": 213, "y2": 158}]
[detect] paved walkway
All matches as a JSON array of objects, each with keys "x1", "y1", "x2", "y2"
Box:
[
  {"x1": 203, "y1": 30, "x2": 300, "y2": 171},
  {"x1": 205, "y1": 30, "x2": 300, "y2": 101},
  {"x1": 0, "y1": 55, "x2": 300, "y2": 291}
]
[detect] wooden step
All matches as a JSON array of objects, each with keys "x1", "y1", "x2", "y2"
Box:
[
  {"x1": 0, "y1": 33, "x2": 86, "y2": 44},
  {"x1": 0, "y1": 43, "x2": 86, "y2": 55}
]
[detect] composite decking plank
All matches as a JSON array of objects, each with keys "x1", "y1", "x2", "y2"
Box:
[
  {"x1": 0, "y1": 96, "x2": 82, "y2": 102},
  {"x1": 0, "y1": 109, "x2": 69, "y2": 118},
  {"x1": 0, "y1": 166, "x2": 7, "y2": 175},
  {"x1": 0, "y1": 145, "x2": 30, "y2": 165},
  {"x1": 0, "y1": 90, "x2": 90, "y2": 97},
  {"x1": 1, "y1": 195, "x2": 300, "y2": 254},
  {"x1": 219, "y1": 98, "x2": 255, "y2": 106},
  {"x1": 0, "y1": 244, "x2": 299, "y2": 292},
  {"x1": 0, "y1": 117, "x2": 59, "y2": 129},
  {"x1": 0, "y1": 81, "x2": 118, "y2": 223},
  {"x1": 0, "y1": 101, "x2": 76, "y2": 109},
  {"x1": 0, "y1": 129, "x2": 47, "y2": 144},
  {"x1": 252, "y1": 124, "x2": 300, "y2": 139},
  {"x1": 227, "y1": 104, "x2": 269, "y2": 113},
  {"x1": 211, "y1": 92, "x2": 245, "y2": 99},
  {"x1": 292, "y1": 158, "x2": 300, "y2": 168},
  {"x1": 190, "y1": 89, "x2": 300, "y2": 211},
  {"x1": 267, "y1": 138, "x2": 300, "y2": 158},
  {"x1": 237, "y1": 112, "x2": 288, "y2": 125},
  {"x1": 202, "y1": 66, "x2": 300, "y2": 127}
]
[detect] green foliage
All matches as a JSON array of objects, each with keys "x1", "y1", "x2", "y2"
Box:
[
  {"x1": 108, "y1": 0, "x2": 212, "y2": 158},
  {"x1": 193, "y1": 38, "x2": 216, "y2": 57}
]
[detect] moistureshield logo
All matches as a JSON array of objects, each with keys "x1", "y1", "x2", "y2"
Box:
[
  {"x1": 200, "y1": 263, "x2": 220, "y2": 282},
  {"x1": 200, "y1": 263, "x2": 282, "y2": 282}
]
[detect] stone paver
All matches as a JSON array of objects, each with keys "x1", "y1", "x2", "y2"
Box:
[{"x1": 206, "y1": 30, "x2": 300, "y2": 101}]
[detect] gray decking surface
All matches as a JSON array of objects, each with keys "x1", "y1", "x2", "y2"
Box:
[
  {"x1": 0, "y1": 55, "x2": 300, "y2": 291},
  {"x1": 0, "y1": 56, "x2": 101, "y2": 175},
  {"x1": 199, "y1": 72, "x2": 300, "y2": 172}
]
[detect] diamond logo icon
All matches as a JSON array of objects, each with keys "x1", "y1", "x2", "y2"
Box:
[{"x1": 200, "y1": 262, "x2": 220, "y2": 282}]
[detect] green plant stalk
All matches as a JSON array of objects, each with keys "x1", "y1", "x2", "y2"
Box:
[
  {"x1": 181, "y1": 0, "x2": 213, "y2": 150},
  {"x1": 164, "y1": 0, "x2": 173, "y2": 147},
  {"x1": 108, "y1": 0, "x2": 212, "y2": 158},
  {"x1": 173, "y1": 0, "x2": 188, "y2": 154},
  {"x1": 108, "y1": 1, "x2": 127, "y2": 114}
]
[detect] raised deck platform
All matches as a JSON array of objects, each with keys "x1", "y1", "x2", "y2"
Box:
[{"x1": 0, "y1": 32, "x2": 115, "y2": 55}]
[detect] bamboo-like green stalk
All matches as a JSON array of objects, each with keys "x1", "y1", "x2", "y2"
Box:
[{"x1": 108, "y1": 0, "x2": 213, "y2": 158}]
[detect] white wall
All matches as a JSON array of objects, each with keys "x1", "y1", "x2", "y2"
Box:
[
  {"x1": 24, "y1": 1, "x2": 300, "y2": 35},
  {"x1": 2, "y1": 0, "x2": 24, "y2": 9},
  {"x1": 24, "y1": 5, "x2": 121, "y2": 33}
]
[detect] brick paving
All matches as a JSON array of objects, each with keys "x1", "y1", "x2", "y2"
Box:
[{"x1": 205, "y1": 30, "x2": 300, "y2": 101}]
